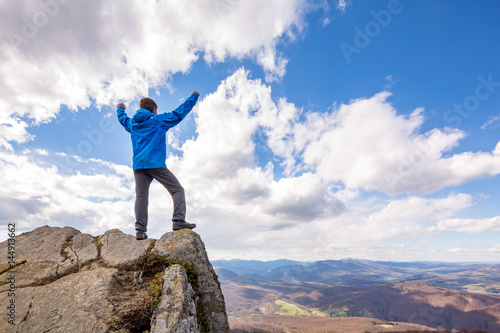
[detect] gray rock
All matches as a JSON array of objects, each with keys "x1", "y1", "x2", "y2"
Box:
[
  {"x1": 154, "y1": 229, "x2": 230, "y2": 332},
  {"x1": 0, "y1": 225, "x2": 229, "y2": 333},
  {"x1": 99, "y1": 229, "x2": 154, "y2": 268},
  {"x1": 0, "y1": 226, "x2": 95, "y2": 291},
  {"x1": 0, "y1": 267, "x2": 118, "y2": 333},
  {"x1": 66, "y1": 232, "x2": 99, "y2": 265},
  {"x1": 0, "y1": 261, "x2": 60, "y2": 292},
  {"x1": 0, "y1": 225, "x2": 80, "y2": 264},
  {"x1": 59, "y1": 232, "x2": 100, "y2": 273},
  {"x1": 151, "y1": 264, "x2": 199, "y2": 333}
]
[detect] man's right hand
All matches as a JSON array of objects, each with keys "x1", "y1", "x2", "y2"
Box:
[
  {"x1": 192, "y1": 90, "x2": 200, "y2": 97},
  {"x1": 117, "y1": 103, "x2": 126, "y2": 110}
]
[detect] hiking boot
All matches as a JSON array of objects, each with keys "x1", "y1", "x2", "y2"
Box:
[
  {"x1": 172, "y1": 220, "x2": 196, "y2": 231},
  {"x1": 136, "y1": 231, "x2": 148, "y2": 240}
]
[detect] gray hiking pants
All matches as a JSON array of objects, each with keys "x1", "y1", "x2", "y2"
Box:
[{"x1": 134, "y1": 168, "x2": 186, "y2": 232}]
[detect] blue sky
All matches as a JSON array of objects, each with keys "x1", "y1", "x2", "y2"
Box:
[{"x1": 1, "y1": 0, "x2": 499, "y2": 261}]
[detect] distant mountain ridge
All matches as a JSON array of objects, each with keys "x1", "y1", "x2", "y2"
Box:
[
  {"x1": 213, "y1": 258, "x2": 500, "y2": 293},
  {"x1": 212, "y1": 259, "x2": 301, "y2": 276},
  {"x1": 214, "y1": 259, "x2": 500, "y2": 332}
]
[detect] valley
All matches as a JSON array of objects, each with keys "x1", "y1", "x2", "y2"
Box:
[{"x1": 214, "y1": 259, "x2": 500, "y2": 332}]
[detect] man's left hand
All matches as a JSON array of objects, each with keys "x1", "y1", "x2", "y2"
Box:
[{"x1": 117, "y1": 103, "x2": 126, "y2": 110}]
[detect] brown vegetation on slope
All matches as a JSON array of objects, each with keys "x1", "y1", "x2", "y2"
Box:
[{"x1": 229, "y1": 314, "x2": 437, "y2": 333}]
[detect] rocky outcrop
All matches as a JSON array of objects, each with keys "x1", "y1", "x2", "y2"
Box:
[
  {"x1": 151, "y1": 264, "x2": 199, "y2": 333},
  {"x1": 0, "y1": 225, "x2": 229, "y2": 333},
  {"x1": 154, "y1": 229, "x2": 230, "y2": 332}
]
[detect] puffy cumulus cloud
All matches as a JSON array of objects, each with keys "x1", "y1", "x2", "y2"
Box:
[
  {"x1": 0, "y1": 69, "x2": 343, "y2": 244},
  {"x1": 367, "y1": 193, "x2": 474, "y2": 228},
  {"x1": 177, "y1": 68, "x2": 302, "y2": 176},
  {"x1": 0, "y1": 148, "x2": 135, "y2": 235},
  {"x1": 2, "y1": 63, "x2": 499, "y2": 259},
  {"x1": 308, "y1": 193, "x2": 474, "y2": 249},
  {"x1": 201, "y1": 192, "x2": 477, "y2": 261},
  {"x1": 0, "y1": 102, "x2": 33, "y2": 143},
  {"x1": 185, "y1": 75, "x2": 500, "y2": 196},
  {"x1": 288, "y1": 92, "x2": 500, "y2": 195},
  {"x1": 263, "y1": 172, "x2": 345, "y2": 221},
  {"x1": 0, "y1": 0, "x2": 307, "y2": 143},
  {"x1": 437, "y1": 216, "x2": 500, "y2": 233},
  {"x1": 152, "y1": 69, "x2": 487, "y2": 260},
  {"x1": 166, "y1": 68, "x2": 345, "y2": 229}
]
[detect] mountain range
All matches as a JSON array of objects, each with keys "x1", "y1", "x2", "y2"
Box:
[
  {"x1": 214, "y1": 258, "x2": 500, "y2": 292},
  {"x1": 213, "y1": 258, "x2": 500, "y2": 332}
]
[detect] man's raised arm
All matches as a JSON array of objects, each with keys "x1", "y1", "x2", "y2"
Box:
[
  {"x1": 117, "y1": 103, "x2": 131, "y2": 132},
  {"x1": 159, "y1": 91, "x2": 200, "y2": 129}
]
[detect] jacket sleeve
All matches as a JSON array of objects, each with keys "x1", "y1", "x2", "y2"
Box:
[
  {"x1": 158, "y1": 92, "x2": 199, "y2": 130},
  {"x1": 117, "y1": 106, "x2": 131, "y2": 132}
]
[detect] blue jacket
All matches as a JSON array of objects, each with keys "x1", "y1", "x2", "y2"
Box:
[{"x1": 117, "y1": 93, "x2": 198, "y2": 170}]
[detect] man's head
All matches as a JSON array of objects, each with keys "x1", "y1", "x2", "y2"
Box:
[{"x1": 140, "y1": 97, "x2": 158, "y2": 114}]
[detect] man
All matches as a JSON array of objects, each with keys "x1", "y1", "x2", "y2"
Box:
[{"x1": 117, "y1": 91, "x2": 199, "y2": 240}]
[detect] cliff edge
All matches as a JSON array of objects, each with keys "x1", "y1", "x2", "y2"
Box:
[{"x1": 0, "y1": 225, "x2": 230, "y2": 333}]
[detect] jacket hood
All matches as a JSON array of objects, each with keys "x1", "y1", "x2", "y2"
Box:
[{"x1": 133, "y1": 109, "x2": 154, "y2": 122}]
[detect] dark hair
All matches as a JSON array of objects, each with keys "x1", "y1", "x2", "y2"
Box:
[{"x1": 140, "y1": 97, "x2": 158, "y2": 112}]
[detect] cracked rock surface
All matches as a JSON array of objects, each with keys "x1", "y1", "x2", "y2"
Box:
[
  {"x1": 0, "y1": 267, "x2": 118, "y2": 333},
  {"x1": 0, "y1": 226, "x2": 83, "y2": 291},
  {"x1": 0, "y1": 225, "x2": 229, "y2": 333}
]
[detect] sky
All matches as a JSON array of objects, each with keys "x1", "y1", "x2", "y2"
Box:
[{"x1": 1, "y1": 0, "x2": 500, "y2": 262}]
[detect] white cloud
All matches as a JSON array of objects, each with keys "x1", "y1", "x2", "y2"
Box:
[
  {"x1": 2, "y1": 64, "x2": 499, "y2": 260},
  {"x1": 167, "y1": 68, "x2": 345, "y2": 226},
  {"x1": 488, "y1": 244, "x2": 500, "y2": 252},
  {"x1": 481, "y1": 113, "x2": 500, "y2": 130},
  {"x1": 1, "y1": 2, "x2": 499, "y2": 262},
  {"x1": 153, "y1": 70, "x2": 488, "y2": 259},
  {"x1": 0, "y1": 107, "x2": 33, "y2": 143},
  {"x1": 384, "y1": 75, "x2": 395, "y2": 89},
  {"x1": 364, "y1": 193, "x2": 474, "y2": 238},
  {"x1": 445, "y1": 247, "x2": 468, "y2": 254},
  {"x1": 35, "y1": 148, "x2": 48, "y2": 156},
  {"x1": 286, "y1": 92, "x2": 500, "y2": 195},
  {"x1": 337, "y1": 0, "x2": 349, "y2": 12},
  {"x1": 0, "y1": 148, "x2": 135, "y2": 235},
  {"x1": 216, "y1": 192, "x2": 477, "y2": 261},
  {"x1": 437, "y1": 216, "x2": 500, "y2": 233},
  {"x1": 0, "y1": 0, "x2": 307, "y2": 143},
  {"x1": 310, "y1": 193, "x2": 474, "y2": 248}
]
